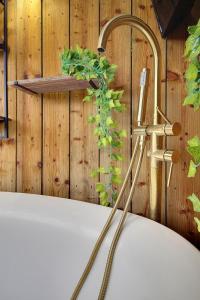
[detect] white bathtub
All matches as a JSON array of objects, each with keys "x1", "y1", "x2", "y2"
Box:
[{"x1": 0, "y1": 192, "x2": 199, "y2": 300}]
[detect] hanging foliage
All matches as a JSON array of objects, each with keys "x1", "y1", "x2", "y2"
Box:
[
  {"x1": 184, "y1": 19, "x2": 200, "y2": 231},
  {"x1": 61, "y1": 47, "x2": 126, "y2": 206},
  {"x1": 183, "y1": 19, "x2": 200, "y2": 110}
]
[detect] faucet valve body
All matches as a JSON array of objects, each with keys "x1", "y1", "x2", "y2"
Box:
[{"x1": 133, "y1": 122, "x2": 181, "y2": 137}]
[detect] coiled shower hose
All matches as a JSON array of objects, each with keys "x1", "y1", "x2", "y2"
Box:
[{"x1": 70, "y1": 135, "x2": 145, "y2": 300}]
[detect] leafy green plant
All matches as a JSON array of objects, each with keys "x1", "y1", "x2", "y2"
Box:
[
  {"x1": 187, "y1": 194, "x2": 200, "y2": 232},
  {"x1": 183, "y1": 19, "x2": 200, "y2": 110},
  {"x1": 184, "y1": 19, "x2": 200, "y2": 231},
  {"x1": 61, "y1": 47, "x2": 126, "y2": 206},
  {"x1": 187, "y1": 136, "x2": 200, "y2": 177}
]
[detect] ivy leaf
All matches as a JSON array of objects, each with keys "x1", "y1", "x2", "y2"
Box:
[
  {"x1": 188, "y1": 25, "x2": 198, "y2": 35},
  {"x1": 187, "y1": 136, "x2": 200, "y2": 164},
  {"x1": 106, "y1": 116, "x2": 114, "y2": 127},
  {"x1": 111, "y1": 167, "x2": 121, "y2": 176},
  {"x1": 87, "y1": 88, "x2": 95, "y2": 96},
  {"x1": 98, "y1": 167, "x2": 106, "y2": 174},
  {"x1": 106, "y1": 90, "x2": 113, "y2": 98},
  {"x1": 185, "y1": 63, "x2": 198, "y2": 81},
  {"x1": 83, "y1": 95, "x2": 92, "y2": 102},
  {"x1": 111, "y1": 175, "x2": 122, "y2": 185},
  {"x1": 112, "y1": 190, "x2": 118, "y2": 202},
  {"x1": 188, "y1": 160, "x2": 197, "y2": 177},
  {"x1": 96, "y1": 183, "x2": 105, "y2": 193},
  {"x1": 187, "y1": 193, "x2": 200, "y2": 212},
  {"x1": 109, "y1": 99, "x2": 115, "y2": 108},
  {"x1": 107, "y1": 135, "x2": 112, "y2": 144},
  {"x1": 118, "y1": 129, "x2": 127, "y2": 138},
  {"x1": 111, "y1": 139, "x2": 123, "y2": 148},
  {"x1": 91, "y1": 169, "x2": 98, "y2": 178},
  {"x1": 183, "y1": 93, "x2": 200, "y2": 110},
  {"x1": 95, "y1": 114, "x2": 100, "y2": 123},
  {"x1": 111, "y1": 153, "x2": 123, "y2": 161},
  {"x1": 101, "y1": 137, "x2": 108, "y2": 147},
  {"x1": 88, "y1": 116, "x2": 96, "y2": 123},
  {"x1": 100, "y1": 198, "x2": 110, "y2": 206},
  {"x1": 99, "y1": 191, "x2": 109, "y2": 206},
  {"x1": 194, "y1": 217, "x2": 200, "y2": 232}
]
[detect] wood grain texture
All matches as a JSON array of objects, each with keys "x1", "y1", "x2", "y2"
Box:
[
  {"x1": 167, "y1": 24, "x2": 200, "y2": 248},
  {"x1": 0, "y1": 0, "x2": 16, "y2": 192},
  {"x1": 43, "y1": 0, "x2": 70, "y2": 197},
  {"x1": 16, "y1": 0, "x2": 42, "y2": 194},
  {"x1": 100, "y1": 0, "x2": 132, "y2": 208},
  {"x1": 69, "y1": 0, "x2": 99, "y2": 203},
  {"x1": 0, "y1": 0, "x2": 199, "y2": 247}
]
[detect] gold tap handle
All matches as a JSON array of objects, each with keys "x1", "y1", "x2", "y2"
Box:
[
  {"x1": 164, "y1": 150, "x2": 179, "y2": 187},
  {"x1": 152, "y1": 150, "x2": 179, "y2": 187},
  {"x1": 167, "y1": 162, "x2": 173, "y2": 187}
]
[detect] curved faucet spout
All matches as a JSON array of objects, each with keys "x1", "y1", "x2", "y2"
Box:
[
  {"x1": 98, "y1": 14, "x2": 160, "y2": 122},
  {"x1": 98, "y1": 14, "x2": 159, "y2": 56},
  {"x1": 98, "y1": 14, "x2": 161, "y2": 220}
]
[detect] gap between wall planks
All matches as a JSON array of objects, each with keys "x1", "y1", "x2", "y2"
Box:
[
  {"x1": 0, "y1": 0, "x2": 199, "y2": 247},
  {"x1": 0, "y1": 0, "x2": 16, "y2": 192},
  {"x1": 69, "y1": 0, "x2": 99, "y2": 203},
  {"x1": 43, "y1": 0, "x2": 70, "y2": 197},
  {"x1": 16, "y1": 0, "x2": 42, "y2": 194}
]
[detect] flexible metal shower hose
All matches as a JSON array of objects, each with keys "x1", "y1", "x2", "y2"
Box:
[
  {"x1": 70, "y1": 135, "x2": 145, "y2": 300},
  {"x1": 98, "y1": 137, "x2": 145, "y2": 299}
]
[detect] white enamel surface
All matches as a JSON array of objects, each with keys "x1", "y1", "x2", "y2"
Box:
[{"x1": 0, "y1": 192, "x2": 199, "y2": 300}]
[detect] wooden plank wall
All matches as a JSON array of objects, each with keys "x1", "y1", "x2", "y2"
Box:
[{"x1": 0, "y1": 0, "x2": 199, "y2": 248}]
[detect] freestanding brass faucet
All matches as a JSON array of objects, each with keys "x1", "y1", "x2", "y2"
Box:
[
  {"x1": 98, "y1": 14, "x2": 181, "y2": 221},
  {"x1": 71, "y1": 15, "x2": 181, "y2": 300}
]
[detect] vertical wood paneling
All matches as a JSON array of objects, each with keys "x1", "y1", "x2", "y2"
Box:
[
  {"x1": 131, "y1": 0, "x2": 166, "y2": 220},
  {"x1": 69, "y1": 0, "x2": 99, "y2": 202},
  {"x1": 167, "y1": 25, "x2": 200, "y2": 247},
  {"x1": 43, "y1": 0, "x2": 69, "y2": 197},
  {"x1": 0, "y1": 0, "x2": 198, "y2": 247},
  {"x1": 0, "y1": 0, "x2": 16, "y2": 192},
  {"x1": 100, "y1": 0, "x2": 132, "y2": 208},
  {"x1": 16, "y1": 0, "x2": 42, "y2": 193}
]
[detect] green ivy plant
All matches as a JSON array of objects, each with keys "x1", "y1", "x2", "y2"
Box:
[
  {"x1": 61, "y1": 47, "x2": 126, "y2": 206},
  {"x1": 183, "y1": 19, "x2": 200, "y2": 231}
]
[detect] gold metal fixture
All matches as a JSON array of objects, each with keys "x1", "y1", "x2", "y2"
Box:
[
  {"x1": 71, "y1": 14, "x2": 181, "y2": 300},
  {"x1": 98, "y1": 14, "x2": 181, "y2": 220}
]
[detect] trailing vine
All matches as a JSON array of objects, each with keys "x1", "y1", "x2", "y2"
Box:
[
  {"x1": 183, "y1": 19, "x2": 200, "y2": 231},
  {"x1": 61, "y1": 47, "x2": 126, "y2": 206}
]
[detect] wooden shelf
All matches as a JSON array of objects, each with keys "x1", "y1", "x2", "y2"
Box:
[{"x1": 8, "y1": 75, "x2": 98, "y2": 95}]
